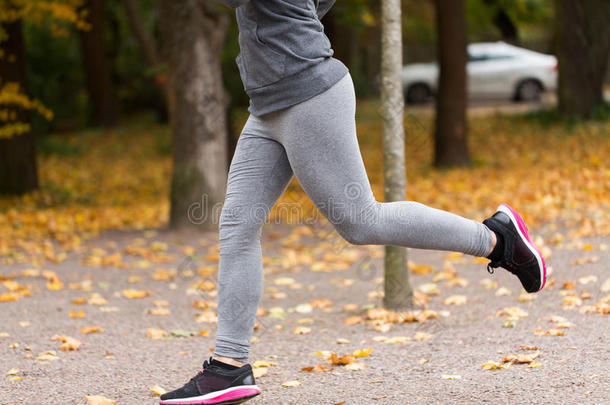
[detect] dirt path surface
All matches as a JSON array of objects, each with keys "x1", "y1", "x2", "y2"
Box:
[{"x1": 1, "y1": 224, "x2": 608, "y2": 405}]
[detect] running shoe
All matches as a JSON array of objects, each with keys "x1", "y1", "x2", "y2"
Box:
[
  {"x1": 483, "y1": 204, "x2": 546, "y2": 293},
  {"x1": 160, "y1": 357, "x2": 261, "y2": 405}
]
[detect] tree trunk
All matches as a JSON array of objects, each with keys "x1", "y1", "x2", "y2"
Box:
[
  {"x1": 161, "y1": 0, "x2": 229, "y2": 229},
  {"x1": 484, "y1": 0, "x2": 519, "y2": 42},
  {"x1": 555, "y1": 0, "x2": 610, "y2": 119},
  {"x1": 79, "y1": 0, "x2": 117, "y2": 127},
  {"x1": 381, "y1": 0, "x2": 412, "y2": 310},
  {"x1": 123, "y1": 0, "x2": 169, "y2": 114},
  {"x1": 433, "y1": 0, "x2": 470, "y2": 168},
  {"x1": 0, "y1": 18, "x2": 38, "y2": 195}
]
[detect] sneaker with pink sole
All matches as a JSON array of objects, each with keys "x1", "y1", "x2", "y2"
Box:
[
  {"x1": 160, "y1": 357, "x2": 261, "y2": 405},
  {"x1": 483, "y1": 204, "x2": 546, "y2": 293}
]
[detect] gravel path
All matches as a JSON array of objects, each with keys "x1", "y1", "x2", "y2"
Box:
[{"x1": 1, "y1": 224, "x2": 608, "y2": 405}]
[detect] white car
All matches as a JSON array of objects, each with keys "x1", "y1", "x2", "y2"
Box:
[{"x1": 402, "y1": 42, "x2": 557, "y2": 104}]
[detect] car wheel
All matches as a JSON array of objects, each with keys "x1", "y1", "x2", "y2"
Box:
[
  {"x1": 515, "y1": 79, "x2": 542, "y2": 102},
  {"x1": 405, "y1": 83, "x2": 431, "y2": 104}
]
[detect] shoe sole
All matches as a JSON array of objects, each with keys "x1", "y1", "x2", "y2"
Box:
[
  {"x1": 497, "y1": 204, "x2": 546, "y2": 292},
  {"x1": 159, "y1": 385, "x2": 261, "y2": 405}
]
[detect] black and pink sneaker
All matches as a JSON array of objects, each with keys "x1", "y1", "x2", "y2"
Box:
[
  {"x1": 483, "y1": 204, "x2": 546, "y2": 293},
  {"x1": 160, "y1": 357, "x2": 261, "y2": 405}
]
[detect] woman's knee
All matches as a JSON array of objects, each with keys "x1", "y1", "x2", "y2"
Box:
[{"x1": 219, "y1": 202, "x2": 268, "y2": 241}]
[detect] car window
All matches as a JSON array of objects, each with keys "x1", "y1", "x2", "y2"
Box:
[{"x1": 468, "y1": 52, "x2": 514, "y2": 62}]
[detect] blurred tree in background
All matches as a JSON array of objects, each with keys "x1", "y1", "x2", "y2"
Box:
[
  {"x1": 433, "y1": 0, "x2": 470, "y2": 167},
  {"x1": 79, "y1": 0, "x2": 116, "y2": 127},
  {"x1": 555, "y1": 0, "x2": 610, "y2": 119},
  {"x1": 0, "y1": 0, "x2": 88, "y2": 194},
  {"x1": 0, "y1": 0, "x2": 607, "y2": 195},
  {"x1": 160, "y1": 0, "x2": 229, "y2": 230}
]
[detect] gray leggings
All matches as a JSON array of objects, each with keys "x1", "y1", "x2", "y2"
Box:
[{"x1": 214, "y1": 72, "x2": 492, "y2": 362}]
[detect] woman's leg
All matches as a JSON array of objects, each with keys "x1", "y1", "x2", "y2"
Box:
[
  {"x1": 275, "y1": 73, "x2": 493, "y2": 257},
  {"x1": 214, "y1": 126, "x2": 293, "y2": 363}
]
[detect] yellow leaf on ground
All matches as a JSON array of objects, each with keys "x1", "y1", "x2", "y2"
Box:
[
  {"x1": 345, "y1": 362, "x2": 365, "y2": 371},
  {"x1": 149, "y1": 307, "x2": 171, "y2": 316},
  {"x1": 503, "y1": 351, "x2": 540, "y2": 364},
  {"x1": 253, "y1": 367, "x2": 268, "y2": 378},
  {"x1": 578, "y1": 275, "x2": 597, "y2": 285},
  {"x1": 352, "y1": 347, "x2": 372, "y2": 357},
  {"x1": 282, "y1": 380, "x2": 301, "y2": 387},
  {"x1": 481, "y1": 361, "x2": 506, "y2": 370},
  {"x1": 36, "y1": 350, "x2": 59, "y2": 361},
  {"x1": 408, "y1": 262, "x2": 434, "y2": 275},
  {"x1": 384, "y1": 336, "x2": 411, "y2": 344},
  {"x1": 150, "y1": 385, "x2": 167, "y2": 396},
  {"x1": 274, "y1": 277, "x2": 295, "y2": 286},
  {"x1": 496, "y1": 307, "x2": 528, "y2": 320},
  {"x1": 343, "y1": 316, "x2": 364, "y2": 325},
  {"x1": 122, "y1": 289, "x2": 152, "y2": 299},
  {"x1": 51, "y1": 335, "x2": 82, "y2": 351},
  {"x1": 533, "y1": 328, "x2": 564, "y2": 336},
  {"x1": 443, "y1": 295, "x2": 467, "y2": 306},
  {"x1": 80, "y1": 326, "x2": 101, "y2": 334},
  {"x1": 441, "y1": 374, "x2": 461, "y2": 380},
  {"x1": 84, "y1": 395, "x2": 116, "y2": 405},
  {"x1": 300, "y1": 364, "x2": 328, "y2": 373},
  {"x1": 88, "y1": 293, "x2": 108, "y2": 306},
  {"x1": 69, "y1": 309, "x2": 85, "y2": 318},
  {"x1": 147, "y1": 328, "x2": 169, "y2": 339},
  {"x1": 292, "y1": 326, "x2": 311, "y2": 335},
  {"x1": 4, "y1": 368, "x2": 19, "y2": 376}
]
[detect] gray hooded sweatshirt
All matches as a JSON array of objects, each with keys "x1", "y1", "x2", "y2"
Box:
[{"x1": 217, "y1": 0, "x2": 349, "y2": 116}]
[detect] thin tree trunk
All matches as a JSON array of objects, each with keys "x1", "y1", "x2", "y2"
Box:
[
  {"x1": 484, "y1": 0, "x2": 519, "y2": 42},
  {"x1": 79, "y1": 0, "x2": 117, "y2": 127},
  {"x1": 161, "y1": 0, "x2": 229, "y2": 229},
  {"x1": 123, "y1": 0, "x2": 169, "y2": 105},
  {"x1": 381, "y1": 0, "x2": 412, "y2": 310},
  {"x1": 555, "y1": 0, "x2": 610, "y2": 119},
  {"x1": 433, "y1": 0, "x2": 470, "y2": 167},
  {"x1": 0, "y1": 18, "x2": 38, "y2": 194}
]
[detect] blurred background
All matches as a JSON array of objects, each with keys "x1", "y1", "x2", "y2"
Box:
[{"x1": 0, "y1": 0, "x2": 608, "y2": 258}]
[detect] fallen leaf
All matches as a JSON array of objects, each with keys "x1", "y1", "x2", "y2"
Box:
[
  {"x1": 84, "y1": 395, "x2": 116, "y2": 405},
  {"x1": 413, "y1": 332, "x2": 432, "y2": 341},
  {"x1": 80, "y1": 326, "x2": 102, "y2": 334},
  {"x1": 146, "y1": 328, "x2": 168, "y2": 339},
  {"x1": 69, "y1": 309, "x2": 85, "y2": 318},
  {"x1": 578, "y1": 275, "x2": 597, "y2": 285},
  {"x1": 122, "y1": 289, "x2": 152, "y2": 299},
  {"x1": 345, "y1": 362, "x2": 365, "y2": 371},
  {"x1": 292, "y1": 326, "x2": 311, "y2": 335},
  {"x1": 443, "y1": 295, "x2": 467, "y2": 306},
  {"x1": 281, "y1": 380, "x2": 301, "y2": 387},
  {"x1": 481, "y1": 361, "x2": 506, "y2": 370},
  {"x1": 384, "y1": 336, "x2": 411, "y2": 344},
  {"x1": 51, "y1": 335, "x2": 82, "y2": 351},
  {"x1": 441, "y1": 374, "x2": 461, "y2": 380},
  {"x1": 4, "y1": 368, "x2": 19, "y2": 376},
  {"x1": 36, "y1": 350, "x2": 59, "y2": 361},
  {"x1": 150, "y1": 385, "x2": 167, "y2": 396},
  {"x1": 496, "y1": 307, "x2": 528, "y2": 320},
  {"x1": 253, "y1": 367, "x2": 268, "y2": 378},
  {"x1": 352, "y1": 347, "x2": 372, "y2": 357}
]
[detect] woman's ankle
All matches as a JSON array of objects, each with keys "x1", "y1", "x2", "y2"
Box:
[{"x1": 212, "y1": 354, "x2": 246, "y2": 367}]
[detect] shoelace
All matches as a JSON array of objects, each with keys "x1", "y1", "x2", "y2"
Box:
[{"x1": 189, "y1": 359, "x2": 211, "y2": 383}]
